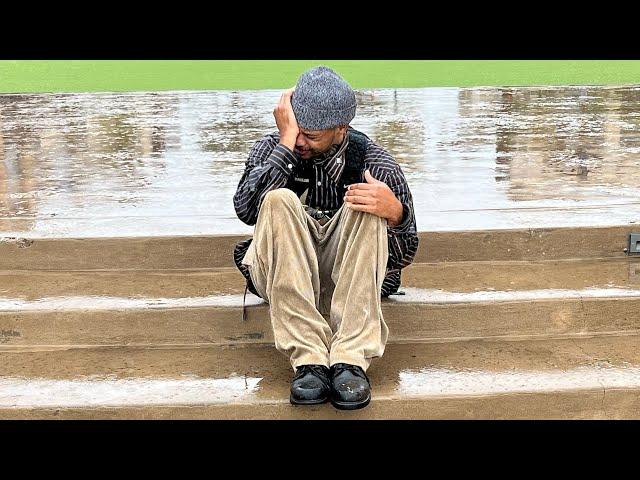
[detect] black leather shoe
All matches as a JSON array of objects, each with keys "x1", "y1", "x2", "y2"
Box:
[
  {"x1": 330, "y1": 363, "x2": 371, "y2": 410},
  {"x1": 290, "y1": 364, "x2": 331, "y2": 405}
]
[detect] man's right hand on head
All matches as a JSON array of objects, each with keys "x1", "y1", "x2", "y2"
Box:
[{"x1": 273, "y1": 88, "x2": 299, "y2": 151}]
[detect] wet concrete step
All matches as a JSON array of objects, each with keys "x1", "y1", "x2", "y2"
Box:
[
  {"x1": 4, "y1": 296, "x2": 640, "y2": 348},
  {"x1": 3, "y1": 257, "x2": 640, "y2": 299},
  {"x1": 1, "y1": 225, "x2": 637, "y2": 271},
  {"x1": 1, "y1": 335, "x2": 639, "y2": 419},
  {"x1": 1, "y1": 258, "x2": 640, "y2": 347}
]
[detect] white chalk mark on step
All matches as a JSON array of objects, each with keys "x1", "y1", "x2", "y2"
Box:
[
  {"x1": 0, "y1": 375, "x2": 263, "y2": 408},
  {"x1": 398, "y1": 364, "x2": 640, "y2": 396}
]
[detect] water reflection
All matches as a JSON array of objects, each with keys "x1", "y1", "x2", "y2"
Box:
[
  {"x1": 0, "y1": 86, "x2": 639, "y2": 237},
  {"x1": 492, "y1": 86, "x2": 640, "y2": 203}
]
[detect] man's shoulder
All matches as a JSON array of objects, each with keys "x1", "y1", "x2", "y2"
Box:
[
  {"x1": 253, "y1": 131, "x2": 281, "y2": 148},
  {"x1": 348, "y1": 129, "x2": 392, "y2": 158},
  {"x1": 247, "y1": 132, "x2": 282, "y2": 158},
  {"x1": 363, "y1": 137, "x2": 397, "y2": 168}
]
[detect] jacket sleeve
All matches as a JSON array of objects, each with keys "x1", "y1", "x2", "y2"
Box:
[
  {"x1": 384, "y1": 165, "x2": 419, "y2": 272},
  {"x1": 364, "y1": 143, "x2": 420, "y2": 273},
  {"x1": 233, "y1": 136, "x2": 300, "y2": 226}
]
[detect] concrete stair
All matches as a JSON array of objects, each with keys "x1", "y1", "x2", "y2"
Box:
[
  {"x1": 2, "y1": 337, "x2": 640, "y2": 419},
  {"x1": 1, "y1": 225, "x2": 639, "y2": 419}
]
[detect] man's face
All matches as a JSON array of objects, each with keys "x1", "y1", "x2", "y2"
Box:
[{"x1": 294, "y1": 126, "x2": 346, "y2": 160}]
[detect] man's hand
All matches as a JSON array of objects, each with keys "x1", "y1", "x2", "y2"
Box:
[
  {"x1": 344, "y1": 170, "x2": 404, "y2": 226},
  {"x1": 273, "y1": 88, "x2": 299, "y2": 151}
]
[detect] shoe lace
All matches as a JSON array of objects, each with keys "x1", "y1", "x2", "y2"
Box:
[
  {"x1": 331, "y1": 363, "x2": 369, "y2": 382},
  {"x1": 295, "y1": 364, "x2": 329, "y2": 381}
]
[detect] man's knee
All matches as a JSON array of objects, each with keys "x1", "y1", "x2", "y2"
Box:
[
  {"x1": 343, "y1": 206, "x2": 387, "y2": 231},
  {"x1": 258, "y1": 189, "x2": 302, "y2": 224},
  {"x1": 262, "y1": 188, "x2": 300, "y2": 209}
]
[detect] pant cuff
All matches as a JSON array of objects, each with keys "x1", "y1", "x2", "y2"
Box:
[
  {"x1": 329, "y1": 353, "x2": 371, "y2": 372},
  {"x1": 290, "y1": 354, "x2": 330, "y2": 372}
]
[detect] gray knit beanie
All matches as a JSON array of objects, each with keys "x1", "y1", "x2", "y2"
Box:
[{"x1": 291, "y1": 66, "x2": 357, "y2": 130}]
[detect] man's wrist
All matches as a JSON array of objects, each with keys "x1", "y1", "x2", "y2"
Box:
[
  {"x1": 279, "y1": 134, "x2": 297, "y2": 151},
  {"x1": 387, "y1": 200, "x2": 404, "y2": 227}
]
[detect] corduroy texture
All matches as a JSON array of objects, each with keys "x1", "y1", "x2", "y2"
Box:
[{"x1": 241, "y1": 188, "x2": 389, "y2": 372}]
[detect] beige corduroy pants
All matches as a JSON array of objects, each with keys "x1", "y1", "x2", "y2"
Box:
[{"x1": 241, "y1": 188, "x2": 389, "y2": 372}]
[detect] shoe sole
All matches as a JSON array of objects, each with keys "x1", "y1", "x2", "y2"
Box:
[
  {"x1": 289, "y1": 394, "x2": 330, "y2": 406},
  {"x1": 330, "y1": 395, "x2": 371, "y2": 410}
]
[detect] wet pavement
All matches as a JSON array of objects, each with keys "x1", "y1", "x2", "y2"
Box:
[
  {"x1": 2, "y1": 337, "x2": 640, "y2": 418},
  {"x1": 1, "y1": 86, "x2": 639, "y2": 238},
  {"x1": 2, "y1": 256, "x2": 640, "y2": 348},
  {"x1": 1, "y1": 257, "x2": 638, "y2": 300}
]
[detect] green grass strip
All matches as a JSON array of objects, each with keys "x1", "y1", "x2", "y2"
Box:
[{"x1": 0, "y1": 60, "x2": 638, "y2": 93}]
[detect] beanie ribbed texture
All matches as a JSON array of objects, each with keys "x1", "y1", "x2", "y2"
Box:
[{"x1": 291, "y1": 66, "x2": 357, "y2": 130}]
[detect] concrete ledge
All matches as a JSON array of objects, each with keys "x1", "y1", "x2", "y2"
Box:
[
  {"x1": 1, "y1": 296, "x2": 640, "y2": 347},
  {"x1": 2, "y1": 257, "x2": 639, "y2": 299},
  {"x1": 1, "y1": 337, "x2": 639, "y2": 419},
  {"x1": 1, "y1": 225, "x2": 637, "y2": 270},
  {"x1": 3, "y1": 389, "x2": 634, "y2": 419}
]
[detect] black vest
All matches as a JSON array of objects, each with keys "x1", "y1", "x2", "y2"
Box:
[
  {"x1": 282, "y1": 127, "x2": 369, "y2": 212},
  {"x1": 338, "y1": 127, "x2": 370, "y2": 189}
]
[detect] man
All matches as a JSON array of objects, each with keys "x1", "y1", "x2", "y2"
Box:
[{"x1": 233, "y1": 66, "x2": 418, "y2": 410}]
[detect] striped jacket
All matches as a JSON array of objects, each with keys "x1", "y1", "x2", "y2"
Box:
[{"x1": 233, "y1": 127, "x2": 419, "y2": 297}]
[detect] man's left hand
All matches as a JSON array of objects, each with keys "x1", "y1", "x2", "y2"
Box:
[{"x1": 344, "y1": 170, "x2": 404, "y2": 227}]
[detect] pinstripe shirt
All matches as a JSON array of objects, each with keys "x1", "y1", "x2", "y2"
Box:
[{"x1": 233, "y1": 128, "x2": 419, "y2": 296}]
